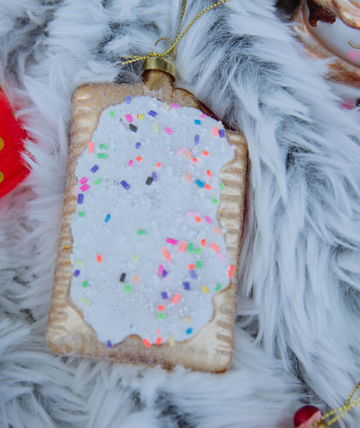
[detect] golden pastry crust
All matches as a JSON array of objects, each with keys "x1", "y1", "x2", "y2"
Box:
[{"x1": 46, "y1": 72, "x2": 248, "y2": 373}]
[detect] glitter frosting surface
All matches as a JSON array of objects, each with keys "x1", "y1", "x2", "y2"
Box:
[{"x1": 69, "y1": 96, "x2": 234, "y2": 347}]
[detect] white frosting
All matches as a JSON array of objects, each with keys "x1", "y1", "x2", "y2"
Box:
[
  {"x1": 69, "y1": 96, "x2": 235, "y2": 347},
  {"x1": 305, "y1": 4, "x2": 360, "y2": 67}
]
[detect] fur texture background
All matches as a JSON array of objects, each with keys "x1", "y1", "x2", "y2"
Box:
[{"x1": 1, "y1": 0, "x2": 360, "y2": 427}]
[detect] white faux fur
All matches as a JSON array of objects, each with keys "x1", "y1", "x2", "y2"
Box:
[{"x1": 1, "y1": 0, "x2": 360, "y2": 427}]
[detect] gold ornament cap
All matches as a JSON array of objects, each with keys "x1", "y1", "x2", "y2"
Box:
[{"x1": 143, "y1": 56, "x2": 177, "y2": 80}]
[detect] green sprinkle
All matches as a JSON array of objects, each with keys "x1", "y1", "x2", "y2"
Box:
[
  {"x1": 211, "y1": 198, "x2": 218, "y2": 204},
  {"x1": 95, "y1": 179, "x2": 102, "y2": 185},
  {"x1": 110, "y1": 111, "x2": 114, "y2": 118},
  {"x1": 158, "y1": 313, "x2": 164, "y2": 320},
  {"x1": 79, "y1": 211, "x2": 85, "y2": 217},
  {"x1": 137, "y1": 230, "x2": 146, "y2": 235},
  {"x1": 99, "y1": 144, "x2": 108, "y2": 149},
  {"x1": 188, "y1": 243, "x2": 194, "y2": 253},
  {"x1": 81, "y1": 297, "x2": 90, "y2": 305},
  {"x1": 216, "y1": 284, "x2": 222, "y2": 292},
  {"x1": 97, "y1": 153, "x2": 107, "y2": 159},
  {"x1": 195, "y1": 247, "x2": 202, "y2": 255},
  {"x1": 82, "y1": 281, "x2": 89, "y2": 288},
  {"x1": 196, "y1": 260, "x2": 202, "y2": 269},
  {"x1": 219, "y1": 183, "x2": 225, "y2": 190},
  {"x1": 153, "y1": 123, "x2": 158, "y2": 133},
  {"x1": 125, "y1": 284, "x2": 131, "y2": 293}
]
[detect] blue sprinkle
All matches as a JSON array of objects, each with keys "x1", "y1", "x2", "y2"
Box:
[
  {"x1": 183, "y1": 282, "x2": 190, "y2": 290},
  {"x1": 107, "y1": 340, "x2": 112, "y2": 347},
  {"x1": 91, "y1": 165, "x2": 99, "y2": 173},
  {"x1": 161, "y1": 292, "x2": 168, "y2": 300},
  {"x1": 190, "y1": 270, "x2": 197, "y2": 279},
  {"x1": 152, "y1": 172, "x2": 157, "y2": 181},
  {"x1": 194, "y1": 119, "x2": 201, "y2": 125},
  {"x1": 195, "y1": 179, "x2": 205, "y2": 188},
  {"x1": 125, "y1": 95, "x2": 131, "y2": 104},
  {"x1": 74, "y1": 270, "x2": 80, "y2": 277},
  {"x1": 162, "y1": 270, "x2": 168, "y2": 277},
  {"x1": 77, "y1": 194, "x2": 84, "y2": 204},
  {"x1": 194, "y1": 135, "x2": 200, "y2": 145},
  {"x1": 219, "y1": 129, "x2": 225, "y2": 138},
  {"x1": 121, "y1": 180, "x2": 130, "y2": 190},
  {"x1": 186, "y1": 328, "x2": 193, "y2": 335},
  {"x1": 135, "y1": 142, "x2": 141, "y2": 149},
  {"x1": 148, "y1": 110, "x2": 157, "y2": 117},
  {"x1": 105, "y1": 214, "x2": 111, "y2": 223}
]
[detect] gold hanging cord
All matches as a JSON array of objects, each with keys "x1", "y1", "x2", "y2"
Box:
[{"x1": 121, "y1": 0, "x2": 229, "y2": 66}]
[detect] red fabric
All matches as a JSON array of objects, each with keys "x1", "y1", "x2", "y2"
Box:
[{"x1": 0, "y1": 89, "x2": 31, "y2": 198}]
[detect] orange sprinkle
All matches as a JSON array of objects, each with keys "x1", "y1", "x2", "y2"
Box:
[
  {"x1": 133, "y1": 274, "x2": 140, "y2": 283},
  {"x1": 179, "y1": 241, "x2": 187, "y2": 252},
  {"x1": 143, "y1": 339, "x2": 151, "y2": 348},
  {"x1": 96, "y1": 254, "x2": 102, "y2": 263},
  {"x1": 184, "y1": 173, "x2": 192, "y2": 182},
  {"x1": 88, "y1": 142, "x2": 94, "y2": 153},
  {"x1": 185, "y1": 150, "x2": 192, "y2": 159},
  {"x1": 229, "y1": 265, "x2": 236, "y2": 272},
  {"x1": 210, "y1": 243, "x2": 220, "y2": 252},
  {"x1": 213, "y1": 226, "x2": 222, "y2": 235},
  {"x1": 204, "y1": 184, "x2": 212, "y2": 191},
  {"x1": 162, "y1": 247, "x2": 171, "y2": 261},
  {"x1": 195, "y1": 216, "x2": 201, "y2": 223},
  {"x1": 200, "y1": 239, "x2": 206, "y2": 246},
  {"x1": 192, "y1": 157, "x2": 198, "y2": 163},
  {"x1": 157, "y1": 305, "x2": 165, "y2": 311},
  {"x1": 228, "y1": 270, "x2": 233, "y2": 278},
  {"x1": 156, "y1": 162, "x2": 162, "y2": 168},
  {"x1": 155, "y1": 337, "x2": 162, "y2": 345},
  {"x1": 136, "y1": 156, "x2": 143, "y2": 162},
  {"x1": 188, "y1": 263, "x2": 195, "y2": 270},
  {"x1": 206, "y1": 170, "x2": 212, "y2": 177},
  {"x1": 172, "y1": 293, "x2": 181, "y2": 304},
  {"x1": 202, "y1": 150, "x2": 209, "y2": 157}
]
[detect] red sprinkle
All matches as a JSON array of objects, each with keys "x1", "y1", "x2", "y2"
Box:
[
  {"x1": 202, "y1": 151, "x2": 209, "y2": 156},
  {"x1": 189, "y1": 263, "x2": 195, "y2": 270},
  {"x1": 96, "y1": 254, "x2": 102, "y2": 262},
  {"x1": 200, "y1": 239, "x2": 206, "y2": 246},
  {"x1": 143, "y1": 339, "x2": 151, "y2": 348},
  {"x1": 156, "y1": 162, "x2": 162, "y2": 168},
  {"x1": 228, "y1": 270, "x2": 233, "y2": 278},
  {"x1": 195, "y1": 216, "x2": 201, "y2": 223},
  {"x1": 136, "y1": 156, "x2": 143, "y2": 162},
  {"x1": 192, "y1": 157, "x2": 198, "y2": 163},
  {"x1": 171, "y1": 294, "x2": 181, "y2": 304},
  {"x1": 229, "y1": 265, "x2": 236, "y2": 272},
  {"x1": 206, "y1": 170, "x2": 212, "y2": 177},
  {"x1": 204, "y1": 184, "x2": 212, "y2": 190},
  {"x1": 157, "y1": 305, "x2": 165, "y2": 311},
  {"x1": 155, "y1": 337, "x2": 162, "y2": 345}
]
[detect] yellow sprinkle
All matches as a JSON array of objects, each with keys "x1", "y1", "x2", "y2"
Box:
[
  {"x1": 153, "y1": 123, "x2": 158, "y2": 133},
  {"x1": 168, "y1": 337, "x2": 175, "y2": 347},
  {"x1": 81, "y1": 297, "x2": 90, "y2": 306},
  {"x1": 183, "y1": 317, "x2": 192, "y2": 323},
  {"x1": 62, "y1": 246, "x2": 71, "y2": 250},
  {"x1": 132, "y1": 255, "x2": 138, "y2": 262},
  {"x1": 201, "y1": 285, "x2": 209, "y2": 294},
  {"x1": 76, "y1": 260, "x2": 84, "y2": 266},
  {"x1": 138, "y1": 114, "x2": 144, "y2": 120}
]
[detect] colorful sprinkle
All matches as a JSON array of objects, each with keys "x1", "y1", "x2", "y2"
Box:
[
  {"x1": 79, "y1": 177, "x2": 88, "y2": 185},
  {"x1": 88, "y1": 142, "x2": 94, "y2": 153},
  {"x1": 152, "y1": 172, "x2": 157, "y2": 181},
  {"x1": 200, "y1": 239, "x2": 206, "y2": 246},
  {"x1": 125, "y1": 284, "x2": 131, "y2": 293},
  {"x1": 171, "y1": 103, "x2": 179, "y2": 109},
  {"x1": 137, "y1": 230, "x2": 146, "y2": 235},
  {"x1": 164, "y1": 127, "x2": 173, "y2": 135},
  {"x1": 189, "y1": 263, "x2": 195, "y2": 270},
  {"x1": 125, "y1": 114, "x2": 133, "y2": 122},
  {"x1": 74, "y1": 270, "x2": 80, "y2": 277},
  {"x1": 213, "y1": 226, "x2": 222, "y2": 235},
  {"x1": 156, "y1": 162, "x2": 162, "y2": 168},
  {"x1": 229, "y1": 265, "x2": 236, "y2": 272},
  {"x1": 231, "y1": 145, "x2": 236, "y2": 151},
  {"x1": 99, "y1": 144, "x2": 107, "y2": 150},
  {"x1": 205, "y1": 216, "x2": 212, "y2": 224},
  {"x1": 129, "y1": 124, "x2": 138, "y2": 132},
  {"x1": 185, "y1": 150, "x2": 192, "y2": 160},
  {"x1": 158, "y1": 264, "x2": 164, "y2": 276},
  {"x1": 201, "y1": 285, "x2": 209, "y2": 294},
  {"x1": 109, "y1": 111, "x2": 114, "y2": 118},
  {"x1": 121, "y1": 180, "x2": 130, "y2": 190},
  {"x1": 195, "y1": 179, "x2": 205, "y2": 188},
  {"x1": 202, "y1": 150, "x2": 209, "y2": 157},
  {"x1": 136, "y1": 156, "x2": 142, "y2": 162},
  {"x1": 128, "y1": 160, "x2": 134, "y2": 167},
  {"x1": 212, "y1": 127, "x2": 219, "y2": 137},
  {"x1": 168, "y1": 337, "x2": 175, "y2": 346},
  {"x1": 148, "y1": 110, "x2": 157, "y2": 117},
  {"x1": 80, "y1": 184, "x2": 90, "y2": 192},
  {"x1": 96, "y1": 254, "x2": 102, "y2": 263},
  {"x1": 153, "y1": 123, "x2": 158, "y2": 133},
  {"x1": 210, "y1": 243, "x2": 220, "y2": 252},
  {"x1": 105, "y1": 214, "x2": 111, "y2": 223},
  {"x1": 206, "y1": 170, "x2": 212, "y2": 177},
  {"x1": 183, "y1": 317, "x2": 192, "y2": 323},
  {"x1": 146, "y1": 176, "x2": 153, "y2": 185},
  {"x1": 79, "y1": 211, "x2": 85, "y2": 217},
  {"x1": 91, "y1": 165, "x2": 99, "y2": 173},
  {"x1": 216, "y1": 284, "x2": 222, "y2": 292},
  {"x1": 190, "y1": 270, "x2": 197, "y2": 279},
  {"x1": 76, "y1": 260, "x2": 84, "y2": 266},
  {"x1": 201, "y1": 113, "x2": 206, "y2": 119},
  {"x1": 155, "y1": 337, "x2": 162, "y2": 345},
  {"x1": 157, "y1": 305, "x2": 165, "y2": 311},
  {"x1": 195, "y1": 247, "x2": 202, "y2": 255},
  {"x1": 219, "y1": 129, "x2": 225, "y2": 138},
  {"x1": 97, "y1": 153, "x2": 107, "y2": 159},
  {"x1": 192, "y1": 157, "x2": 198, "y2": 163},
  {"x1": 133, "y1": 274, "x2": 139, "y2": 283},
  {"x1": 183, "y1": 282, "x2": 190, "y2": 290},
  {"x1": 188, "y1": 243, "x2": 194, "y2": 253},
  {"x1": 158, "y1": 314, "x2": 164, "y2": 320},
  {"x1": 194, "y1": 119, "x2": 201, "y2": 125},
  {"x1": 204, "y1": 184, "x2": 212, "y2": 191},
  {"x1": 179, "y1": 241, "x2": 187, "y2": 252},
  {"x1": 184, "y1": 173, "x2": 192, "y2": 182},
  {"x1": 211, "y1": 198, "x2": 218, "y2": 204},
  {"x1": 186, "y1": 328, "x2": 193, "y2": 335},
  {"x1": 161, "y1": 292, "x2": 168, "y2": 300},
  {"x1": 138, "y1": 114, "x2": 144, "y2": 120},
  {"x1": 125, "y1": 95, "x2": 131, "y2": 104},
  {"x1": 135, "y1": 142, "x2": 141, "y2": 149},
  {"x1": 228, "y1": 270, "x2": 233, "y2": 278},
  {"x1": 196, "y1": 260, "x2": 202, "y2": 269},
  {"x1": 218, "y1": 252, "x2": 226, "y2": 262},
  {"x1": 162, "y1": 247, "x2": 171, "y2": 261},
  {"x1": 120, "y1": 273, "x2": 126, "y2": 282},
  {"x1": 176, "y1": 147, "x2": 187, "y2": 156},
  {"x1": 95, "y1": 179, "x2": 102, "y2": 185},
  {"x1": 166, "y1": 238, "x2": 178, "y2": 245},
  {"x1": 143, "y1": 339, "x2": 151, "y2": 348},
  {"x1": 194, "y1": 135, "x2": 200, "y2": 145},
  {"x1": 162, "y1": 270, "x2": 168, "y2": 277},
  {"x1": 219, "y1": 183, "x2": 225, "y2": 190},
  {"x1": 82, "y1": 281, "x2": 88, "y2": 288},
  {"x1": 77, "y1": 194, "x2": 84, "y2": 204},
  {"x1": 195, "y1": 216, "x2": 201, "y2": 223},
  {"x1": 107, "y1": 340, "x2": 112, "y2": 347},
  {"x1": 171, "y1": 294, "x2": 181, "y2": 304},
  {"x1": 81, "y1": 297, "x2": 90, "y2": 305}
]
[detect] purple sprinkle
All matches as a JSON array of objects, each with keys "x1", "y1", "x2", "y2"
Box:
[
  {"x1": 219, "y1": 129, "x2": 225, "y2": 138},
  {"x1": 121, "y1": 180, "x2": 130, "y2": 190},
  {"x1": 148, "y1": 110, "x2": 157, "y2": 117},
  {"x1": 194, "y1": 135, "x2": 200, "y2": 145},
  {"x1": 91, "y1": 165, "x2": 99, "y2": 173},
  {"x1": 135, "y1": 142, "x2": 141, "y2": 149},
  {"x1": 152, "y1": 172, "x2": 157, "y2": 181},
  {"x1": 125, "y1": 95, "x2": 131, "y2": 104},
  {"x1": 183, "y1": 282, "x2": 190, "y2": 290},
  {"x1": 106, "y1": 340, "x2": 112, "y2": 348},
  {"x1": 190, "y1": 270, "x2": 197, "y2": 279},
  {"x1": 77, "y1": 194, "x2": 84, "y2": 204},
  {"x1": 162, "y1": 270, "x2": 168, "y2": 277},
  {"x1": 74, "y1": 270, "x2": 80, "y2": 277},
  {"x1": 161, "y1": 292, "x2": 168, "y2": 300}
]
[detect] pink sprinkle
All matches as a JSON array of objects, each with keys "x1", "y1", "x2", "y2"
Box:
[
  {"x1": 200, "y1": 113, "x2": 206, "y2": 119},
  {"x1": 88, "y1": 142, "x2": 94, "y2": 153},
  {"x1": 132, "y1": 113, "x2": 137, "y2": 119},
  {"x1": 218, "y1": 252, "x2": 226, "y2": 262},
  {"x1": 171, "y1": 103, "x2": 179, "y2": 109},
  {"x1": 210, "y1": 242, "x2": 220, "y2": 253},
  {"x1": 74, "y1": 186, "x2": 79, "y2": 196},
  {"x1": 79, "y1": 177, "x2": 88, "y2": 185},
  {"x1": 178, "y1": 241, "x2": 187, "y2": 252},
  {"x1": 171, "y1": 293, "x2": 181, "y2": 304},
  {"x1": 204, "y1": 215, "x2": 212, "y2": 224},
  {"x1": 125, "y1": 114, "x2": 133, "y2": 122},
  {"x1": 162, "y1": 247, "x2": 172, "y2": 261},
  {"x1": 347, "y1": 49, "x2": 360, "y2": 63},
  {"x1": 340, "y1": 100, "x2": 355, "y2": 110},
  {"x1": 166, "y1": 238, "x2": 178, "y2": 245},
  {"x1": 184, "y1": 173, "x2": 192, "y2": 182},
  {"x1": 164, "y1": 127, "x2": 173, "y2": 135},
  {"x1": 80, "y1": 184, "x2": 90, "y2": 192},
  {"x1": 187, "y1": 211, "x2": 199, "y2": 217},
  {"x1": 176, "y1": 147, "x2": 187, "y2": 156},
  {"x1": 128, "y1": 160, "x2": 134, "y2": 167},
  {"x1": 212, "y1": 127, "x2": 219, "y2": 137},
  {"x1": 231, "y1": 145, "x2": 236, "y2": 151},
  {"x1": 158, "y1": 264, "x2": 164, "y2": 276}
]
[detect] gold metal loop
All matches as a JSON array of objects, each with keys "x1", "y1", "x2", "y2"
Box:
[{"x1": 153, "y1": 38, "x2": 177, "y2": 60}]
